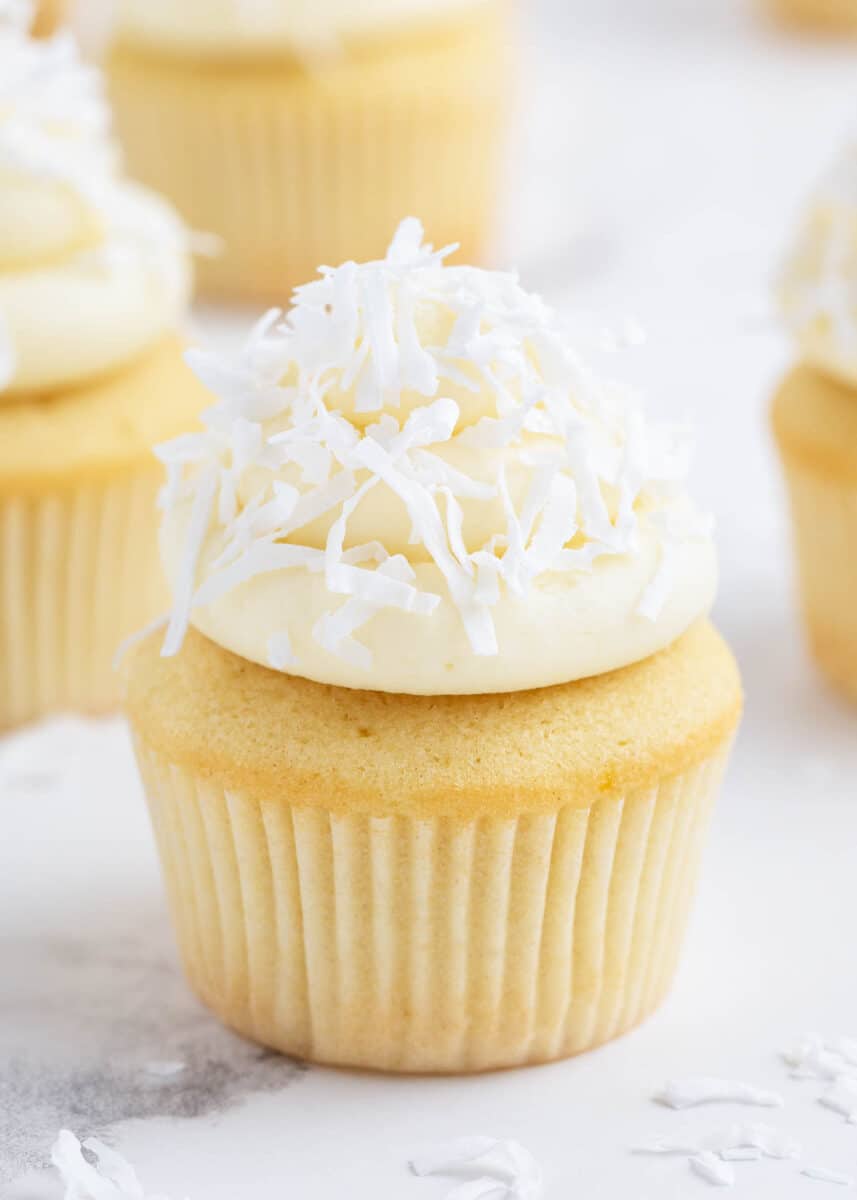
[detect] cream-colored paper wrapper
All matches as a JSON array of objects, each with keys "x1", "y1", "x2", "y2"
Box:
[
  {"x1": 780, "y1": 460, "x2": 857, "y2": 701},
  {"x1": 0, "y1": 473, "x2": 165, "y2": 729},
  {"x1": 133, "y1": 740, "x2": 731, "y2": 1073},
  {"x1": 107, "y1": 5, "x2": 512, "y2": 303}
]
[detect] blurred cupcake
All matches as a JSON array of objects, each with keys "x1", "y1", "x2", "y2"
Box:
[
  {"x1": 106, "y1": 0, "x2": 513, "y2": 304},
  {"x1": 765, "y1": 0, "x2": 857, "y2": 32},
  {"x1": 774, "y1": 146, "x2": 857, "y2": 701},
  {"x1": 0, "y1": 6, "x2": 207, "y2": 729},
  {"x1": 31, "y1": 0, "x2": 68, "y2": 37},
  {"x1": 124, "y1": 220, "x2": 742, "y2": 1073}
]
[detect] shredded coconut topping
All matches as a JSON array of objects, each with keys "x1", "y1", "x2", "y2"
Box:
[
  {"x1": 160, "y1": 218, "x2": 706, "y2": 674},
  {"x1": 410, "y1": 1137, "x2": 542, "y2": 1200},
  {"x1": 50, "y1": 1130, "x2": 185, "y2": 1200},
  {"x1": 802, "y1": 1166, "x2": 855, "y2": 1187},
  {"x1": 0, "y1": 14, "x2": 116, "y2": 204}
]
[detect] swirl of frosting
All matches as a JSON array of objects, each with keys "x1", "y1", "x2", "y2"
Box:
[
  {"x1": 780, "y1": 144, "x2": 857, "y2": 387},
  {"x1": 0, "y1": 5, "x2": 192, "y2": 396},
  {"x1": 115, "y1": 0, "x2": 493, "y2": 57},
  {"x1": 158, "y1": 219, "x2": 716, "y2": 695}
]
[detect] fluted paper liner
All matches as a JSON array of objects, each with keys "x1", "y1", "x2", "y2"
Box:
[
  {"x1": 134, "y1": 740, "x2": 730, "y2": 1073},
  {"x1": 780, "y1": 460, "x2": 857, "y2": 701},
  {"x1": 0, "y1": 473, "x2": 165, "y2": 728},
  {"x1": 108, "y1": 7, "x2": 511, "y2": 303}
]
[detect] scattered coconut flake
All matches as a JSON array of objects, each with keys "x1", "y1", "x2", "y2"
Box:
[
  {"x1": 50, "y1": 1129, "x2": 184, "y2": 1199},
  {"x1": 820, "y1": 1079, "x2": 857, "y2": 1122},
  {"x1": 784, "y1": 1034, "x2": 857, "y2": 1082},
  {"x1": 719, "y1": 1147, "x2": 763, "y2": 1162},
  {"x1": 689, "y1": 1152, "x2": 735, "y2": 1188},
  {"x1": 143, "y1": 1061, "x2": 185, "y2": 1079},
  {"x1": 632, "y1": 1135, "x2": 702, "y2": 1156},
  {"x1": 802, "y1": 1166, "x2": 854, "y2": 1187},
  {"x1": 656, "y1": 1078, "x2": 784, "y2": 1111},
  {"x1": 410, "y1": 1137, "x2": 542, "y2": 1200}
]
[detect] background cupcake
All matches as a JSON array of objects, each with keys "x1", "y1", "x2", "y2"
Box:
[
  {"x1": 124, "y1": 220, "x2": 742, "y2": 1074},
  {"x1": 764, "y1": 0, "x2": 857, "y2": 32},
  {"x1": 773, "y1": 146, "x2": 857, "y2": 702},
  {"x1": 0, "y1": 5, "x2": 208, "y2": 729},
  {"x1": 106, "y1": 0, "x2": 514, "y2": 304}
]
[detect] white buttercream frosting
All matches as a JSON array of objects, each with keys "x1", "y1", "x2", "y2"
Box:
[
  {"x1": 0, "y1": 3, "x2": 192, "y2": 396},
  {"x1": 115, "y1": 0, "x2": 491, "y2": 56},
  {"x1": 158, "y1": 219, "x2": 716, "y2": 695},
  {"x1": 780, "y1": 143, "x2": 857, "y2": 387}
]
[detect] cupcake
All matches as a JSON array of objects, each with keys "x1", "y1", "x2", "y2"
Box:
[
  {"x1": 106, "y1": 0, "x2": 513, "y2": 304},
  {"x1": 774, "y1": 147, "x2": 857, "y2": 702},
  {"x1": 31, "y1": 0, "x2": 68, "y2": 37},
  {"x1": 124, "y1": 220, "x2": 742, "y2": 1073},
  {"x1": 0, "y1": 7, "x2": 208, "y2": 729},
  {"x1": 764, "y1": 0, "x2": 857, "y2": 31}
]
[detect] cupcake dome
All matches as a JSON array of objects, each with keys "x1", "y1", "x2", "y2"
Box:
[
  {"x1": 106, "y1": 0, "x2": 512, "y2": 303},
  {"x1": 0, "y1": 5, "x2": 207, "y2": 727},
  {"x1": 126, "y1": 223, "x2": 741, "y2": 1072}
]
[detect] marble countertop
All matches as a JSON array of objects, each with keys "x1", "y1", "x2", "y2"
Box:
[{"x1": 3, "y1": 1, "x2": 857, "y2": 1196}]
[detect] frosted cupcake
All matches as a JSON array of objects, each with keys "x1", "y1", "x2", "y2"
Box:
[
  {"x1": 106, "y1": 0, "x2": 512, "y2": 304},
  {"x1": 124, "y1": 221, "x2": 742, "y2": 1073},
  {"x1": 774, "y1": 146, "x2": 857, "y2": 701},
  {"x1": 765, "y1": 0, "x2": 857, "y2": 32},
  {"x1": 0, "y1": 8, "x2": 208, "y2": 728}
]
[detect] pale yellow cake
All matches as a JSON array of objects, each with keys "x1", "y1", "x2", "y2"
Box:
[
  {"x1": 126, "y1": 620, "x2": 741, "y2": 1073},
  {"x1": 107, "y1": 3, "x2": 512, "y2": 303},
  {"x1": 766, "y1": 0, "x2": 857, "y2": 31},
  {"x1": 772, "y1": 366, "x2": 857, "y2": 701}
]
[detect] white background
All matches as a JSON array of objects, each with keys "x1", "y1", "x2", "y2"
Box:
[{"x1": 2, "y1": 0, "x2": 857, "y2": 1195}]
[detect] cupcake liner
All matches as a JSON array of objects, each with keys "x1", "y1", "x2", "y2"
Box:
[
  {"x1": 134, "y1": 739, "x2": 731, "y2": 1073},
  {"x1": 780, "y1": 459, "x2": 857, "y2": 700},
  {"x1": 108, "y1": 7, "x2": 512, "y2": 303},
  {"x1": 0, "y1": 471, "x2": 165, "y2": 729}
]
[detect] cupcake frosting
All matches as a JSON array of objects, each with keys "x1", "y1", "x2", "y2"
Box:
[
  {"x1": 0, "y1": 3, "x2": 192, "y2": 396},
  {"x1": 115, "y1": 0, "x2": 493, "y2": 57},
  {"x1": 780, "y1": 144, "x2": 857, "y2": 387},
  {"x1": 158, "y1": 219, "x2": 716, "y2": 695}
]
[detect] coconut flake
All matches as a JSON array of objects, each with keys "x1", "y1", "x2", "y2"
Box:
[
  {"x1": 802, "y1": 1167, "x2": 854, "y2": 1187},
  {"x1": 50, "y1": 1129, "x2": 183, "y2": 1200},
  {"x1": 410, "y1": 1137, "x2": 542, "y2": 1200},
  {"x1": 820, "y1": 1079, "x2": 857, "y2": 1122},
  {"x1": 689, "y1": 1152, "x2": 735, "y2": 1188},
  {"x1": 656, "y1": 1078, "x2": 784, "y2": 1111}
]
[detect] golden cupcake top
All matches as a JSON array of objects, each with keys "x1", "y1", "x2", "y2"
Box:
[
  {"x1": 0, "y1": 0, "x2": 193, "y2": 397},
  {"x1": 780, "y1": 143, "x2": 857, "y2": 387},
  {"x1": 158, "y1": 220, "x2": 717, "y2": 695}
]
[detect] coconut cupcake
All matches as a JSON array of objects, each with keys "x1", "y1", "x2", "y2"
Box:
[
  {"x1": 124, "y1": 221, "x2": 742, "y2": 1074},
  {"x1": 0, "y1": 7, "x2": 208, "y2": 729},
  {"x1": 106, "y1": 0, "x2": 512, "y2": 304},
  {"x1": 774, "y1": 146, "x2": 857, "y2": 702}
]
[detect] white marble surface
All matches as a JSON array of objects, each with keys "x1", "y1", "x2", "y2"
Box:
[{"x1": 3, "y1": 0, "x2": 857, "y2": 1196}]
